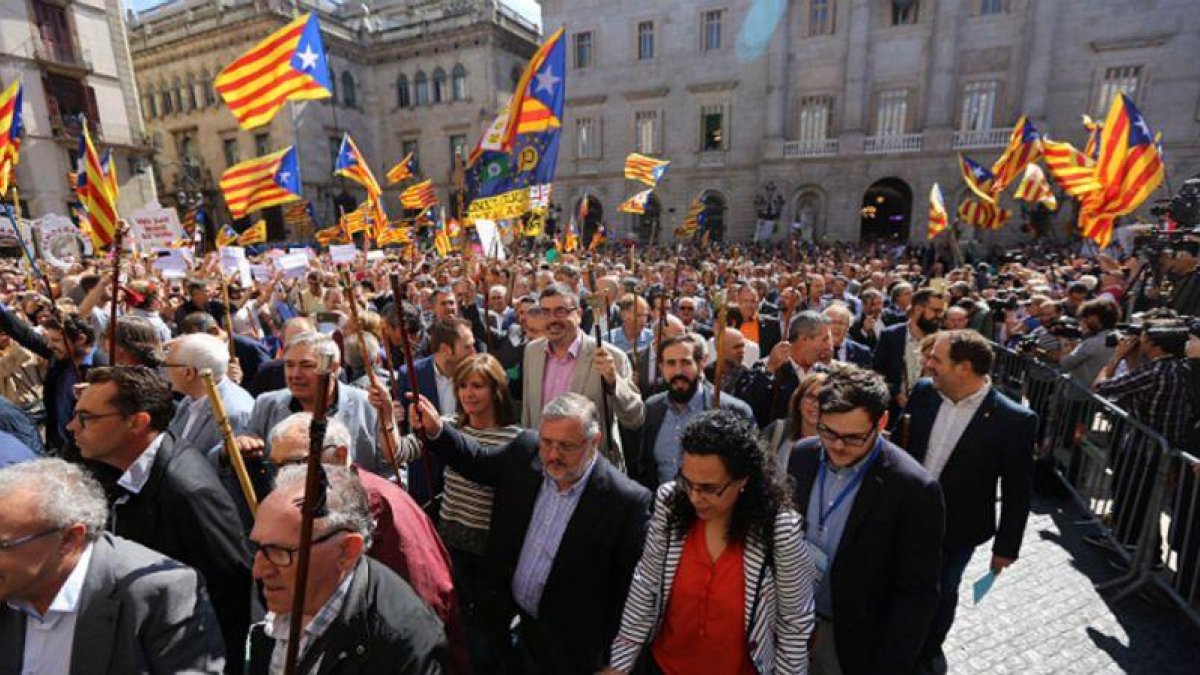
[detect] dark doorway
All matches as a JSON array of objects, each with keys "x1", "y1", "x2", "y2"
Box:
[
  {"x1": 701, "y1": 191, "x2": 726, "y2": 242},
  {"x1": 574, "y1": 194, "x2": 603, "y2": 246},
  {"x1": 635, "y1": 193, "x2": 661, "y2": 244},
  {"x1": 860, "y1": 178, "x2": 912, "y2": 242}
]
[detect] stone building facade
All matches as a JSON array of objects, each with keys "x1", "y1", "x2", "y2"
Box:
[
  {"x1": 543, "y1": 0, "x2": 1200, "y2": 244},
  {"x1": 128, "y1": 0, "x2": 537, "y2": 239},
  {"x1": 0, "y1": 0, "x2": 156, "y2": 220}
]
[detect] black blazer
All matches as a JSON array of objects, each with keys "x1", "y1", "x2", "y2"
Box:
[
  {"x1": 426, "y1": 426, "x2": 651, "y2": 674},
  {"x1": 849, "y1": 315, "x2": 880, "y2": 351},
  {"x1": 902, "y1": 379, "x2": 1036, "y2": 558},
  {"x1": 246, "y1": 557, "x2": 447, "y2": 675},
  {"x1": 872, "y1": 322, "x2": 909, "y2": 400},
  {"x1": 840, "y1": 338, "x2": 874, "y2": 368},
  {"x1": 788, "y1": 438, "x2": 945, "y2": 675},
  {"x1": 633, "y1": 383, "x2": 755, "y2": 489},
  {"x1": 108, "y1": 433, "x2": 253, "y2": 672}
]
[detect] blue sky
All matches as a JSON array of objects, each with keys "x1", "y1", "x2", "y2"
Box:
[{"x1": 125, "y1": 0, "x2": 542, "y2": 26}]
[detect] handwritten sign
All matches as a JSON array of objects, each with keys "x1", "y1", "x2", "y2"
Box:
[{"x1": 128, "y1": 204, "x2": 185, "y2": 250}]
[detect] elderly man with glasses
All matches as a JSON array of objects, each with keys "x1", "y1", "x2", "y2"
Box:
[
  {"x1": 245, "y1": 464, "x2": 447, "y2": 674},
  {"x1": 0, "y1": 458, "x2": 227, "y2": 673}
]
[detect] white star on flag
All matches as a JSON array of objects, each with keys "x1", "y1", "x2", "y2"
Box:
[
  {"x1": 277, "y1": 171, "x2": 291, "y2": 183},
  {"x1": 296, "y1": 45, "x2": 320, "y2": 71},
  {"x1": 534, "y1": 66, "x2": 560, "y2": 95},
  {"x1": 1133, "y1": 117, "x2": 1152, "y2": 141}
]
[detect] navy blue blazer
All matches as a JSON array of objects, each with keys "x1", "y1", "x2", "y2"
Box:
[
  {"x1": 841, "y1": 338, "x2": 874, "y2": 368},
  {"x1": 396, "y1": 355, "x2": 445, "y2": 509},
  {"x1": 901, "y1": 378, "x2": 1036, "y2": 559},
  {"x1": 872, "y1": 322, "x2": 909, "y2": 398},
  {"x1": 788, "y1": 437, "x2": 944, "y2": 675}
]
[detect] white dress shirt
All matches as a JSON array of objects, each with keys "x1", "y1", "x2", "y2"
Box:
[
  {"x1": 117, "y1": 433, "x2": 167, "y2": 495},
  {"x1": 923, "y1": 379, "x2": 992, "y2": 479},
  {"x1": 9, "y1": 543, "x2": 95, "y2": 675},
  {"x1": 433, "y1": 361, "x2": 457, "y2": 417}
]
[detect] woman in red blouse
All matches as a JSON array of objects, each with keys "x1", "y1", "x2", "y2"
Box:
[{"x1": 603, "y1": 409, "x2": 816, "y2": 675}]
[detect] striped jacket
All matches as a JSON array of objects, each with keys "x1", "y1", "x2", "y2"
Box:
[{"x1": 609, "y1": 482, "x2": 816, "y2": 674}]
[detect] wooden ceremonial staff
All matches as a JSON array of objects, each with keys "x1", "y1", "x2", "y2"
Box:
[
  {"x1": 283, "y1": 351, "x2": 334, "y2": 675},
  {"x1": 389, "y1": 273, "x2": 435, "y2": 507},
  {"x1": 219, "y1": 273, "x2": 238, "y2": 360},
  {"x1": 108, "y1": 225, "x2": 123, "y2": 359},
  {"x1": 590, "y1": 306, "x2": 615, "y2": 464},
  {"x1": 340, "y1": 268, "x2": 402, "y2": 480},
  {"x1": 768, "y1": 301, "x2": 795, "y2": 422},
  {"x1": 199, "y1": 369, "x2": 258, "y2": 513},
  {"x1": 711, "y1": 290, "x2": 729, "y2": 409}
]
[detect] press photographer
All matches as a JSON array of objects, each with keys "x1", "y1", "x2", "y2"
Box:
[{"x1": 1094, "y1": 318, "x2": 1193, "y2": 449}]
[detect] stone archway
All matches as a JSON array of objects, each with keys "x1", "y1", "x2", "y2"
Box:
[
  {"x1": 792, "y1": 187, "x2": 824, "y2": 242},
  {"x1": 700, "y1": 190, "x2": 727, "y2": 242},
  {"x1": 860, "y1": 177, "x2": 912, "y2": 242},
  {"x1": 573, "y1": 194, "x2": 603, "y2": 246}
]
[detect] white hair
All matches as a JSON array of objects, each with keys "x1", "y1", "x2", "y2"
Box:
[
  {"x1": 268, "y1": 412, "x2": 354, "y2": 465},
  {"x1": 285, "y1": 331, "x2": 341, "y2": 365},
  {"x1": 0, "y1": 459, "x2": 109, "y2": 541},
  {"x1": 542, "y1": 392, "x2": 600, "y2": 439},
  {"x1": 342, "y1": 332, "x2": 380, "y2": 370},
  {"x1": 273, "y1": 465, "x2": 374, "y2": 543},
  {"x1": 168, "y1": 333, "x2": 230, "y2": 378}
]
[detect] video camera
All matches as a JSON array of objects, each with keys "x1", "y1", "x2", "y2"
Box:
[{"x1": 1106, "y1": 314, "x2": 1200, "y2": 352}]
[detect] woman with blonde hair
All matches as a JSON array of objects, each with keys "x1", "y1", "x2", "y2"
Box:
[{"x1": 763, "y1": 372, "x2": 828, "y2": 472}]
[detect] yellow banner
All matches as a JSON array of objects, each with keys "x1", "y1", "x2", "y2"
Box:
[{"x1": 467, "y1": 189, "x2": 531, "y2": 221}]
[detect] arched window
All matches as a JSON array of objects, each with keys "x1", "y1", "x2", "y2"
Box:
[
  {"x1": 341, "y1": 71, "x2": 356, "y2": 107},
  {"x1": 414, "y1": 71, "x2": 428, "y2": 106},
  {"x1": 396, "y1": 74, "x2": 410, "y2": 108},
  {"x1": 432, "y1": 68, "x2": 447, "y2": 104},
  {"x1": 452, "y1": 64, "x2": 468, "y2": 100},
  {"x1": 185, "y1": 73, "x2": 198, "y2": 111},
  {"x1": 171, "y1": 77, "x2": 183, "y2": 114},
  {"x1": 160, "y1": 82, "x2": 173, "y2": 114}
]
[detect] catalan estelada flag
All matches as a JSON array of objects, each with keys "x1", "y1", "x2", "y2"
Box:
[
  {"x1": 1013, "y1": 164, "x2": 1057, "y2": 211},
  {"x1": 989, "y1": 116, "x2": 1042, "y2": 195},
  {"x1": 433, "y1": 212, "x2": 453, "y2": 257},
  {"x1": 928, "y1": 183, "x2": 948, "y2": 239},
  {"x1": 676, "y1": 198, "x2": 704, "y2": 239},
  {"x1": 589, "y1": 224, "x2": 608, "y2": 251},
  {"x1": 618, "y1": 188, "x2": 653, "y2": 215},
  {"x1": 236, "y1": 220, "x2": 267, "y2": 246},
  {"x1": 315, "y1": 224, "x2": 346, "y2": 246},
  {"x1": 497, "y1": 27, "x2": 565, "y2": 151},
  {"x1": 959, "y1": 154, "x2": 997, "y2": 203},
  {"x1": 401, "y1": 179, "x2": 437, "y2": 210},
  {"x1": 81, "y1": 121, "x2": 117, "y2": 246},
  {"x1": 215, "y1": 13, "x2": 332, "y2": 130},
  {"x1": 1082, "y1": 114, "x2": 1102, "y2": 160},
  {"x1": 100, "y1": 149, "x2": 118, "y2": 205},
  {"x1": 957, "y1": 198, "x2": 1010, "y2": 230},
  {"x1": 216, "y1": 225, "x2": 239, "y2": 247},
  {"x1": 0, "y1": 81, "x2": 24, "y2": 196},
  {"x1": 624, "y1": 153, "x2": 669, "y2": 187},
  {"x1": 1042, "y1": 138, "x2": 1102, "y2": 198},
  {"x1": 334, "y1": 133, "x2": 381, "y2": 198},
  {"x1": 219, "y1": 146, "x2": 302, "y2": 219},
  {"x1": 386, "y1": 153, "x2": 415, "y2": 184}
]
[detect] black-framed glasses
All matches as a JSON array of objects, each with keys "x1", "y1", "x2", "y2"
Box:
[
  {"x1": 0, "y1": 527, "x2": 62, "y2": 553},
  {"x1": 249, "y1": 528, "x2": 351, "y2": 567},
  {"x1": 541, "y1": 306, "x2": 577, "y2": 318},
  {"x1": 539, "y1": 437, "x2": 588, "y2": 455},
  {"x1": 676, "y1": 473, "x2": 735, "y2": 498},
  {"x1": 816, "y1": 423, "x2": 877, "y2": 448},
  {"x1": 73, "y1": 411, "x2": 125, "y2": 429}
]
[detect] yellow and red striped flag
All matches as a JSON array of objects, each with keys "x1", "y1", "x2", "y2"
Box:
[
  {"x1": 989, "y1": 116, "x2": 1042, "y2": 196},
  {"x1": 959, "y1": 154, "x2": 997, "y2": 203},
  {"x1": 618, "y1": 188, "x2": 653, "y2": 214},
  {"x1": 333, "y1": 133, "x2": 381, "y2": 198},
  {"x1": 214, "y1": 13, "x2": 333, "y2": 130},
  {"x1": 0, "y1": 81, "x2": 24, "y2": 196},
  {"x1": 957, "y1": 199, "x2": 1010, "y2": 230},
  {"x1": 216, "y1": 225, "x2": 239, "y2": 248},
  {"x1": 1013, "y1": 164, "x2": 1057, "y2": 210},
  {"x1": 81, "y1": 122, "x2": 117, "y2": 247},
  {"x1": 377, "y1": 226, "x2": 411, "y2": 247},
  {"x1": 236, "y1": 220, "x2": 267, "y2": 246},
  {"x1": 1082, "y1": 114, "x2": 1102, "y2": 160},
  {"x1": 1042, "y1": 138, "x2": 1101, "y2": 198},
  {"x1": 928, "y1": 183, "x2": 949, "y2": 239},
  {"x1": 562, "y1": 218, "x2": 579, "y2": 253},
  {"x1": 340, "y1": 201, "x2": 370, "y2": 234},
  {"x1": 100, "y1": 149, "x2": 118, "y2": 205},
  {"x1": 624, "y1": 153, "x2": 669, "y2": 186},
  {"x1": 496, "y1": 27, "x2": 565, "y2": 151},
  {"x1": 315, "y1": 224, "x2": 346, "y2": 246},
  {"x1": 676, "y1": 198, "x2": 704, "y2": 239},
  {"x1": 400, "y1": 179, "x2": 437, "y2": 210},
  {"x1": 219, "y1": 146, "x2": 302, "y2": 219},
  {"x1": 386, "y1": 152, "x2": 414, "y2": 184}
]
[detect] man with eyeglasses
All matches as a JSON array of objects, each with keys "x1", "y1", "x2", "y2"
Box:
[
  {"x1": 409, "y1": 391, "x2": 651, "y2": 675},
  {"x1": 0, "y1": 458, "x2": 227, "y2": 673},
  {"x1": 787, "y1": 365, "x2": 944, "y2": 675},
  {"x1": 606, "y1": 294, "x2": 653, "y2": 354},
  {"x1": 67, "y1": 366, "x2": 251, "y2": 674},
  {"x1": 246, "y1": 464, "x2": 447, "y2": 674},
  {"x1": 675, "y1": 296, "x2": 713, "y2": 339},
  {"x1": 521, "y1": 284, "x2": 644, "y2": 472}
]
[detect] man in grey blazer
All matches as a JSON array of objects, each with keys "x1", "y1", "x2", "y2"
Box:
[
  {"x1": 0, "y1": 459, "x2": 226, "y2": 674},
  {"x1": 164, "y1": 333, "x2": 255, "y2": 459},
  {"x1": 522, "y1": 284, "x2": 644, "y2": 472}
]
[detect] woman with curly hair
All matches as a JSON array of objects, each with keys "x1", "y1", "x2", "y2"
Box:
[{"x1": 603, "y1": 409, "x2": 816, "y2": 675}]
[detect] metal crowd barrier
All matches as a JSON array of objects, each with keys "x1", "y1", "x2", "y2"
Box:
[{"x1": 989, "y1": 344, "x2": 1200, "y2": 630}]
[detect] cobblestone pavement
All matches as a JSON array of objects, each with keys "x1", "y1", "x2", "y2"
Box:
[{"x1": 944, "y1": 496, "x2": 1200, "y2": 674}]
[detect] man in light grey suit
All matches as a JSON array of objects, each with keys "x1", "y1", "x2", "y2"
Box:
[
  {"x1": 164, "y1": 333, "x2": 255, "y2": 461},
  {"x1": 522, "y1": 284, "x2": 644, "y2": 472},
  {"x1": 0, "y1": 458, "x2": 226, "y2": 674}
]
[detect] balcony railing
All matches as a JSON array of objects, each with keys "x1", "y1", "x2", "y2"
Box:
[
  {"x1": 782, "y1": 138, "x2": 839, "y2": 159},
  {"x1": 698, "y1": 150, "x2": 726, "y2": 168},
  {"x1": 863, "y1": 133, "x2": 923, "y2": 155},
  {"x1": 30, "y1": 34, "x2": 92, "y2": 75},
  {"x1": 48, "y1": 112, "x2": 101, "y2": 143},
  {"x1": 952, "y1": 128, "x2": 1009, "y2": 149}
]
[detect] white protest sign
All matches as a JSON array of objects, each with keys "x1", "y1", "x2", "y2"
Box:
[
  {"x1": 329, "y1": 244, "x2": 358, "y2": 264},
  {"x1": 153, "y1": 249, "x2": 192, "y2": 279},
  {"x1": 127, "y1": 204, "x2": 185, "y2": 250},
  {"x1": 219, "y1": 246, "x2": 246, "y2": 274},
  {"x1": 475, "y1": 218, "x2": 506, "y2": 260},
  {"x1": 32, "y1": 214, "x2": 84, "y2": 268},
  {"x1": 250, "y1": 264, "x2": 272, "y2": 282},
  {"x1": 276, "y1": 251, "x2": 309, "y2": 279},
  {"x1": 366, "y1": 250, "x2": 384, "y2": 263}
]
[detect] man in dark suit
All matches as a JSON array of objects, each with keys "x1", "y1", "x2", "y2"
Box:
[
  {"x1": 396, "y1": 317, "x2": 478, "y2": 509},
  {"x1": 410, "y1": 391, "x2": 651, "y2": 675},
  {"x1": 755, "y1": 310, "x2": 834, "y2": 424},
  {"x1": 68, "y1": 366, "x2": 252, "y2": 674},
  {"x1": 246, "y1": 465, "x2": 448, "y2": 674},
  {"x1": 787, "y1": 365, "x2": 944, "y2": 675},
  {"x1": 902, "y1": 330, "x2": 1035, "y2": 673},
  {"x1": 635, "y1": 335, "x2": 755, "y2": 489},
  {"x1": 0, "y1": 458, "x2": 226, "y2": 674},
  {"x1": 882, "y1": 282, "x2": 914, "y2": 326},
  {"x1": 825, "y1": 303, "x2": 873, "y2": 367},
  {"x1": 872, "y1": 287, "x2": 945, "y2": 413},
  {"x1": 849, "y1": 288, "x2": 885, "y2": 350},
  {"x1": 177, "y1": 311, "x2": 272, "y2": 388}
]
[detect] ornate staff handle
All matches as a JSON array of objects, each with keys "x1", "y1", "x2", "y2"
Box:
[{"x1": 198, "y1": 369, "x2": 258, "y2": 514}]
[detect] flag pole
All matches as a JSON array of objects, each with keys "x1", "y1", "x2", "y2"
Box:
[
  {"x1": 390, "y1": 273, "x2": 435, "y2": 508},
  {"x1": 107, "y1": 224, "x2": 123, "y2": 360},
  {"x1": 340, "y1": 268, "x2": 402, "y2": 479}
]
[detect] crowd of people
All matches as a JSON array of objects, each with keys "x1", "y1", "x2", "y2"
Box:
[{"x1": 0, "y1": 234, "x2": 1196, "y2": 675}]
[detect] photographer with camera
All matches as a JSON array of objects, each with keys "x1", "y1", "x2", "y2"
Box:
[{"x1": 1059, "y1": 298, "x2": 1120, "y2": 393}]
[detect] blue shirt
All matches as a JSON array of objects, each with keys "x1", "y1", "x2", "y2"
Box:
[
  {"x1": 653, "y1": 386, "x2": 709, "y2": 484},
  {"x1": 805, "y1": 442, "x2": 879, "y2": 618},
  {"x1": 0, "y1": 430, "x2": 37, "y2": 468},
  {"x1": 511, "y1": 452, "x2": 599, "y2": 617},
  {"x1": 606, "y1": 327, "x2": 654, "y2": 354}
]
